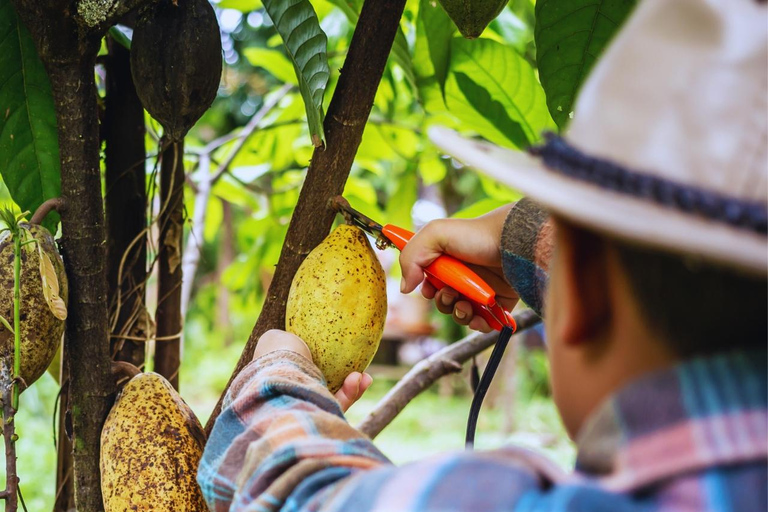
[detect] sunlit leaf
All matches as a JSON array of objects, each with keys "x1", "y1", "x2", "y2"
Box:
[
  {"x1": 535, "y1": 0, "x2": 637, "y2": 129},
  {"x1": 413, "y1": 0, "x2": 455, "y2": 111},
  {"x1": 204, "y1": 196, "x2": 224, "y2": 242},
  {"x1": 242, "y1": 47, "x2": 299, "y2": 85},
  {"x1": 326, "y1": 0, "x2": 416, "y2": 92},
  {"x1": 418, "y1": 151, "x2": 447, "y2": 186},
  {"x1": 262, "y1": 0, "x2": 330, "y2": 146},
  {"x1": 451, "y1": 198, "x2": 510, "y2": 219},
  {"x1": 385, "y1": 166, "x2": 417, "y2": 231},
  {"x1": 444, "y1": 37, "x2": 553, "y2": 148},
  {"x1": 218, "y1": 0, "x2": 263, "y2": 12},
  {"x1": 0, "y1": 0, "x2": 61, "y2": 234}
]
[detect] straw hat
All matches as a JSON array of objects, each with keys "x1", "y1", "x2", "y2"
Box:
[{"x1": 429, "y1": 0, "x2": 767, "y2": 275}]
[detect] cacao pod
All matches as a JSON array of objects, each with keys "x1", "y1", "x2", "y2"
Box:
[
  {"x1": 438, "y1": 0, "x2": 510, "y2": 39},
  {"x1": 100, "y1": 372, "x2": 208, "y2": 511},
  {"x1": 286, "y1": 225, "x2": 387, "y2": 393},
  {"x1": 0, "y1": 223, "x2": 67, "y2": 387},
  {"x1": 131, "y1": 0, "x2": 222, "y2": 142}
]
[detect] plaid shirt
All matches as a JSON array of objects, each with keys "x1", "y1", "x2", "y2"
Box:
[
  {"x1": 199, "y1": 201, "x2": 766, "y2": 510},
  {"x1": 199, "y1": 349, "x2": 767, "y2": 511}
]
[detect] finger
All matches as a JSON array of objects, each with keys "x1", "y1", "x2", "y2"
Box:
[
  {"x1": 334, "y1": 372, "x2": 363, "y2": 412},
  {"x1": 452, "y1": 300, "x2": 474, "y2": 326},
  {"x1": 399, "y1": 222, "x2": 447, "y2": 294},
  {"x1": 468, "y1": 316, "x2": 493, "y2": 333},
  {"x1": 434, "y1": 287, "x2": 458, "y2": 315},
  {"x1": 360, "y1": 373, "x2": 373, "y2": 393},
  {"x1": 420, "y1": 280, "x2": 437, "y2": 300}
]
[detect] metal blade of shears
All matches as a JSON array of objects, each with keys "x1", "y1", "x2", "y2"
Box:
[{"x1": 332, "y1": 196, "x2": 393, "y2": 249}]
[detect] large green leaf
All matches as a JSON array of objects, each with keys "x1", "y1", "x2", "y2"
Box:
[
  {"x1": 412, "y1": 0, "x2": 455, "y2": 112},
  {"x1": 444, "y1": 37, "x2": 554, "y2": 148},
  {"x1": 535, "y1": 0, "x2": 637, "y2": 129},
  {"x1": 326, "y1": 0, "x2": 417, "y2": 93},
  {"x1": 0, "y1": 0, "x2": 60, "y2": 233},
  {"x1": 262, "y1": 0, "x2": 330, "y2": 146}
]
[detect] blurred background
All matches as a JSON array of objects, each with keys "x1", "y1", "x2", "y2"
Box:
[{"x1": 1, "y1": 0, "x2": 577, "y2": 507}]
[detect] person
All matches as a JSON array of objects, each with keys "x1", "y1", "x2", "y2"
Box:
[{"x1": 198, "y1": 0, "x2": 767, "y2": 510}]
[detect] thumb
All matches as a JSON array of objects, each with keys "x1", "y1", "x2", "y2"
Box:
[{"x1": 398, "y1": 223, "x2": 446, "y2": 294}]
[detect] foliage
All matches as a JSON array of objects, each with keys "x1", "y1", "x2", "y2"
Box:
[
  {"x1": 535, "y1": 0, "x2": 637, "y2": 129},
  {"x1": 261, "y1": 0, "x2": 329, "y2": 146},
  {"x1": 0, "y1": 0, "x2": 639, "y2": 505},
  {"x1": 0, "y1": 0, "x2": 60, "y2": 234}
]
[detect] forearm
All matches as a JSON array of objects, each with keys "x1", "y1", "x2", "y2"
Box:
[
  {"x1": 198, "y1": 350, "x2": 389, "y2": 511},
  {"x1": 500, "y1": 198, "x2": 553, "y2": 316}
]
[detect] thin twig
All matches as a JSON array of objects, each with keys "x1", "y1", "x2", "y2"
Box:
[
  {"x1": 357, "y1": 309, "x2": 541, "y2": 439},
  {"x1": 1, "y1": 368, "x2": 19, "y2": 511},
  {"x1": 180, "y1": 84, "x2": 293, "y2": 317}
]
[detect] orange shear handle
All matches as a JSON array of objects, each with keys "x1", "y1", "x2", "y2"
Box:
[{"x1": 382, "y1": 225, "x2": 516, "y2": 332}]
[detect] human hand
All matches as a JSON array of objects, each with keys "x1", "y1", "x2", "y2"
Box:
[
  {"x1": 253, "y1": 330, "x2": 372, "y2": 412},
  {"x1": 399, "y1": 205, "x2": 519, "y2": 333},
  {"x1": 334, "y1": 372, "x2": 373, "y2": 412}
]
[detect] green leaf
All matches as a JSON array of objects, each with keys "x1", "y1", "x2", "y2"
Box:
[
  {"x1": 326, "y1": 0, "x2": 417, "y2": 92},
  {"x1": 535, "y1": 0, "x2": 637, "y2": 129},
  {"x1": 262, "y1": 0, "x2": 330, "y2": 146},
  {"x1": 219, "y1": 0, "x2": 263, "y2": 12},
  {"x1": 451, "y1": 198, "x2": 511, "y2": 219},
  {"x1": 413, "y1": 0, "x2": 455, "y2": 112},
  {"x1": 0, "y1": 0, "x2": 61, "y2": 233},
  {"x1": 444, "y1": 37, "x2": 553, "y2": 148},
  {"x1": 242, "y1": 47, "x2": 298, "y2": 85}
]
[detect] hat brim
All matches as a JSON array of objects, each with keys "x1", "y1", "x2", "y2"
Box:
[{"x1": 429, "y1": 127, "x2": 767, "y2": 276}]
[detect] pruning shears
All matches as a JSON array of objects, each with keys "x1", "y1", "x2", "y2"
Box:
[{"x1": 332, "y1": 196, "x2": 516, "y2": 333}]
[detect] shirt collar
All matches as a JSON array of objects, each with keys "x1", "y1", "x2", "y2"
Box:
[{"x1": 574, "y1": 350, "x2": 767, "y2": 492}]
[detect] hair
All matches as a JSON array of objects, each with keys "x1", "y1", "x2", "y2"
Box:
[{"x1": 615, "y1": 242, "x2": 767, "y2": 358}]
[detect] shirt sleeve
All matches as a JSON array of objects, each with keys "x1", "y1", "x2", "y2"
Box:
[
  {"x1": 499, "y1": 198, "x2": 554, "y2": 317},
  {"x1": 197, "y1": 350, "x2": 558, "y2": 512}
]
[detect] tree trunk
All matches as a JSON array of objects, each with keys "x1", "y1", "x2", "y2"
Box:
[
  {"x1": 53, "y1": 353, "x2": 75, "y2": 512},
  {"x1": 154, "y1": 141, "x2": 185, "y2": 390},
  {"x1": 205, "y1": 0, "x2": 408, "y2": 434},
  {"x1": 105, "y1": 36, "x2": 148, "y2": 368},
  {"x1": 48, "y1": 46, "x2": 115, "y2": 512}
]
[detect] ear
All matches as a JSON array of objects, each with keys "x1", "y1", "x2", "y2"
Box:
[{"x1": 553, "y1": 220, "x2": 612, "y2": 346}]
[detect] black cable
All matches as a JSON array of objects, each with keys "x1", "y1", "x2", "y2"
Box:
[{"x1": 465, "y1": 326, "x2": 514, "y2": 449}]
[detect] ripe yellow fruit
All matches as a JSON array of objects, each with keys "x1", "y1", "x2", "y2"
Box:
[
  {"x1": 100, "y1": 372, "x2": 207, "y2": 512},
  {"x1": 286, "y1": 225, "x2": 387, "y2": 393}
]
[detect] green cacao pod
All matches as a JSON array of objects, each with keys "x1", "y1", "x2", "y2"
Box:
[
  {"x1": 131, "y1": 0, "x2": 222, "y2": 142},
  {"x1": 438, "y1": 0, "x2": 510, "y2": 39},
  {"x1": 0, "y1": 223, "x2": 67, "y2": 387}
]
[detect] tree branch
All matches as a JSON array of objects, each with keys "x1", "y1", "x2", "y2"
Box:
[
  {"x1": 205, "y1": 0, "x2": 408, "y2": 435},
  {"x1": 1, "y1": 370, "x2": 19, "y2": 511},
  {"x1": 357, "y1": 309, "x2": 541, "y2": 439},
  {"x1": 180, "y1": 84, "x2": 292, "y2": 316}
]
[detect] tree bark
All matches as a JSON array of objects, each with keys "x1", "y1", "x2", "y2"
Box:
[
  {"x1": 9, "y1": 2, "x2": 153, "y2": 510},
  {"x1": 205, "y1": 0, "x2": 408, "y2": 435},
  {"x1": 53, "y1": 356, "x2": 75, "y2": 512},
  {"x1": 357, "y1": 310, "x2": 541, "y2": 439},
  {"x1": 154, "y1": 140, "x2": 185, "y2": 390},
  {"x1": 48, "y1": 50, "x2": 115, "y2": 512},
  {"x1": 105, "y1": 36, "x2": 147, "y2": 368}
]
